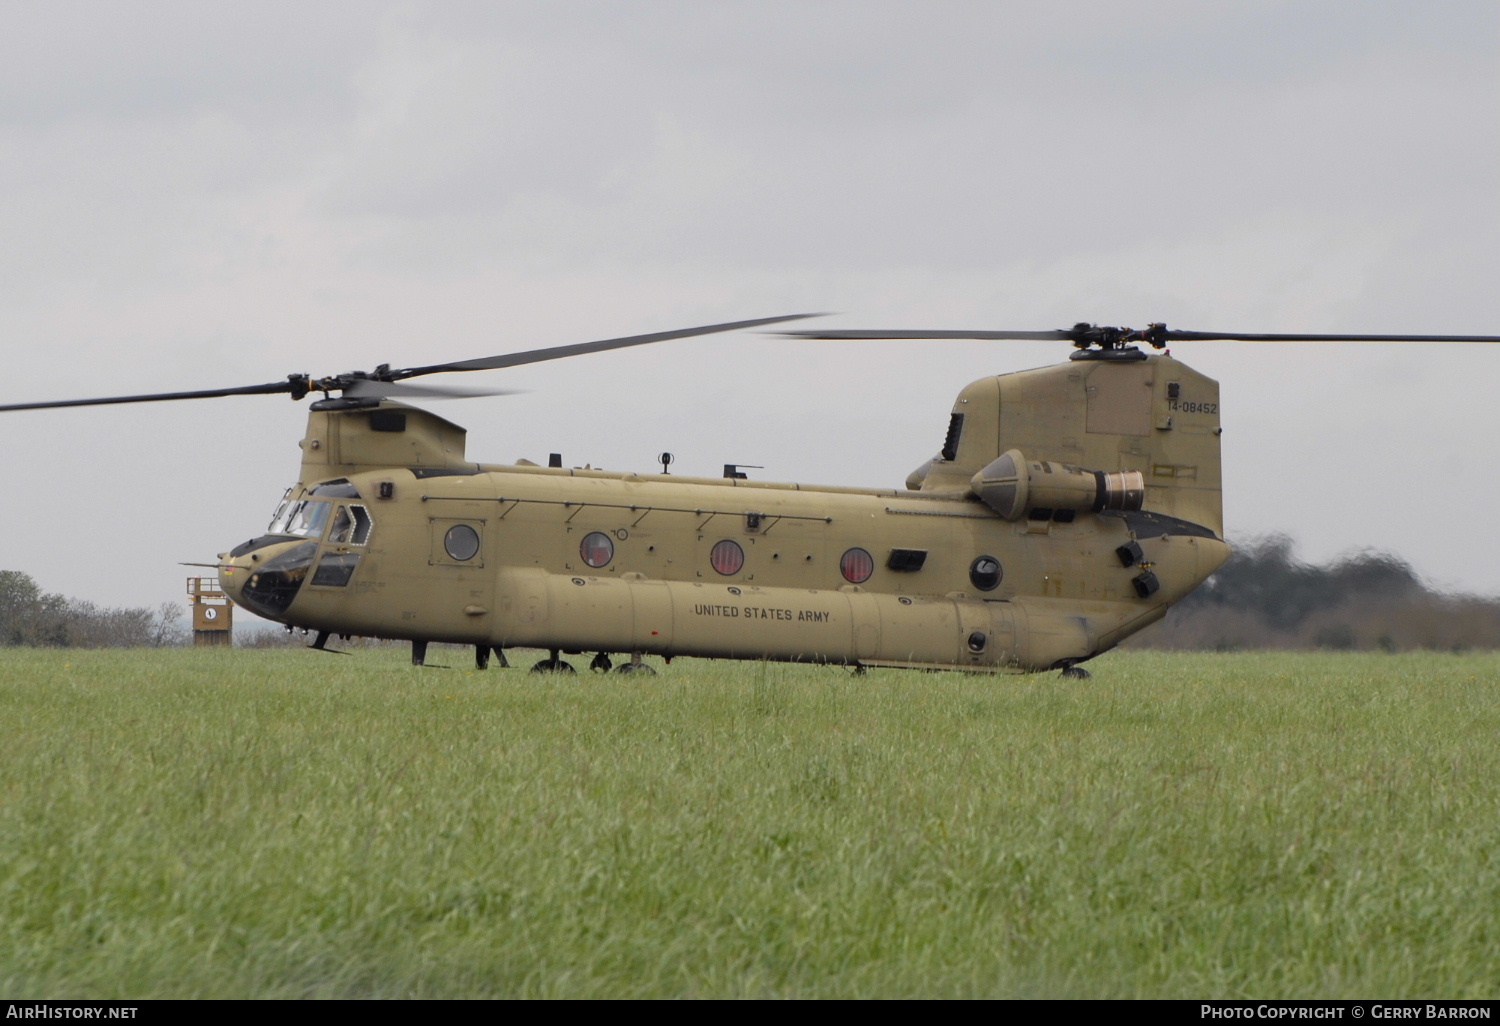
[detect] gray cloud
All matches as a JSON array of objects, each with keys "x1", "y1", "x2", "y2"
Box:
[{"x1": 2, "y1": 0, "x2": 1497, "y2": 616}]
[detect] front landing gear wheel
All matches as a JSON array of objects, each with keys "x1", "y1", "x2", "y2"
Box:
[
  {"x1": 615, "y1": 662, "x2": 657, "y2": 676},
  {"x1": 1060, "y1": 665, "x2": 1092, "y2": 680},
  {"x1": 530, "y1": 659, "x2": 576, "y2": 674},
  {"x1": 590, "y1": 652, "x2": 614, "y2": 673}
]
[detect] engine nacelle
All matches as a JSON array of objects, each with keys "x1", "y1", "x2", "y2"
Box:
[{"x1": 971, "y1": 449, "x2": 1144, "y2": 521}]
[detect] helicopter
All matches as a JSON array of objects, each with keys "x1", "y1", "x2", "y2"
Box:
[{"x1": 6, "y1": 316, "x2": 1498, "y2": 676}]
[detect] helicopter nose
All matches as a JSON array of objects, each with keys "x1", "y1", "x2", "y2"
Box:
[
  {"x1": 221, "y1": 539, "x2": 318, "y2": 620},
  {"x1": 219, "y1": 556, "x2": 246, "y2": 602}
]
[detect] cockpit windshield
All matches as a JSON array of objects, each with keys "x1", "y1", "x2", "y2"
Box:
[{"x1": 267, "y1": 498, "x2": 334, "y2": 539}]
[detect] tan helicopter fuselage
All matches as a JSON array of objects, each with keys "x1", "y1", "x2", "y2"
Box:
[{"x1": 219, "y1": 352, "x2": 1229, "y2": 672}]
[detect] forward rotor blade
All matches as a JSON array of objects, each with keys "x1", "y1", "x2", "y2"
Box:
[
  {"x1": 341, "y1": 379, "x2": 526, "y2": 400},
  {"x1": 393, "y1": 313, "x2": 827, "y2": 379},
  {"x1": 777, "y1": 329, "x2": 1072, "y2": 341},
  {"x1": 0, "y1": 379, "x2": 298, "y2": 413}
]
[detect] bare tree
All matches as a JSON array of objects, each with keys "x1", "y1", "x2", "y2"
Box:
[{"x1": 150, "y1": 601, "x2": 187, "y2": 647}]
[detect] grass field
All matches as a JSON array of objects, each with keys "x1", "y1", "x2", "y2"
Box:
[{"x1": 0, "y1": 646, "x2": 1496, "y2": 999}]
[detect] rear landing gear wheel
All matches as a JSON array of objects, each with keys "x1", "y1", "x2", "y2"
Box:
[
  {"x1": 531, "y1": 659, "x2": 576, "y2": 674},
  {"x1": 615, "y1": 651, "x2": 656, "y2": 675},
  {"x1": 1060, "y1": 665, "x2": 1092, "y2": 680},
  {"x1": 532, "y1": 649, "x2": 574, "y2": 674},
  {"x1": 590, "y1": 652, "x2": 613, "y2": 673}
]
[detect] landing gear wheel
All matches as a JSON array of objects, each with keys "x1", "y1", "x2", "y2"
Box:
[
  {"x1": 1060, "y1": 664, "x2": 1092, "y2": 680},
  {"x1": 530, "y1": 659, "x2": 576, "y2": 674},
  {"x1": 589, "y1": 652, "x2": 613, "y2": 673},
  {"x1": 615, "y1": 662, "x2": 657, "y2": 675}
]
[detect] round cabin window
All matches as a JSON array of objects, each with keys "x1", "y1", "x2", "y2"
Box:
[
  {"x1": 444, "y1": 524, "x2": 481, "y2": 561},
  {"x1": 710, "y1": 539, "x2": 744, "y2": 576},
  {"x1": 840, "y1": 547, "x2": 874, "y2": 584},
  {"x1": 580, "y1": 531, "x2": 615, "y2": 568},
  {"x1": 969, "y1": 555, "x2": 1003, "y2": 592}
]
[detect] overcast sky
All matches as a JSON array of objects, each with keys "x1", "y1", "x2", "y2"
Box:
[{"x1": 3, "y1": 0, "x2": 1498, "y2": 623}]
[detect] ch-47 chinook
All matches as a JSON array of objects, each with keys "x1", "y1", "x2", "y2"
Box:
[{"x1": 6, "y1": 317, "x2": 1498, "y2": 676}]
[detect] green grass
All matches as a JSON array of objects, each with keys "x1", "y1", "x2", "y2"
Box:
[{"x1": 0, "y1": 647, "x2": 1496, "y2": 998}]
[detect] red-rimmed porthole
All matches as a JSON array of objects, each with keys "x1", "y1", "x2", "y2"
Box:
[
  {"x1": 840, "y1": 547, "x2": 874, "y2": 584},
  {"x1": 580, "y1": 531, "x2": 614, "y2": 568},
  {"x1": 710, "y1": 539, "x2": 744, "y2": 575}
]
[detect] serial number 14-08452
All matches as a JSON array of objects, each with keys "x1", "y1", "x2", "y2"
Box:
[{"x1": 1168, "y1": 399, "x2": 1217, "y2": 414}]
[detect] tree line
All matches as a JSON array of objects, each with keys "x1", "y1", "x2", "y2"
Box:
[
  {"x1": 1129, "y1": 535, "x2": 1500, "y2": 652},
  {"x1": 0, "y1": 570, "x2": 184, "y2": 648}
]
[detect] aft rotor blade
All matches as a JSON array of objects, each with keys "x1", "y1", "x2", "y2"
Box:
[
  {"x1": 777, "y1": 329, "x2": 1073, "y2": 341},
  {"x1": 779, "y1": 327, "x2": 1500, "y2": 343},
  {"x1": 1158, "y1": 330, "x2": 1500, "y2": 343},
  {"x1": 0, "y1": 379, "x2": 298, "y2": 413},
  {"x1": 393, "y1": 313, "x2": 826, "y2": 379},
  {"x1": 342, "y1": 379, "x2": 526, "y2": 400}
]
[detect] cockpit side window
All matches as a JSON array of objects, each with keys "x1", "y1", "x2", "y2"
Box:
[
  {"x1": 330, "y1": 504, "x2": 372, "y2": 545},
  {"x1": 350, "y1": 505, "x2": 371, "y2": 544}
]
